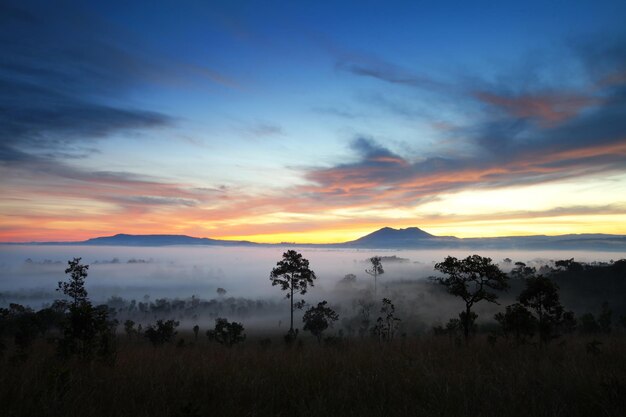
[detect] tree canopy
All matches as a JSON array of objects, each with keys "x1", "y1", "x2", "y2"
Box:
[
  {"x1": 434, "y1": 255, "x2": 509, "y2": 340},
  {"x1": 302, "y1": 301, "x2": 339, "y2": 343},
  {"x1": 270, "y1": 250, "x2": 316, "y2": 334}
]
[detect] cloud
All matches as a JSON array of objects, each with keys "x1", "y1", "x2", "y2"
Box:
[
  {"x1": 473, "y1": 91, "x2": 598, "y2": 126},
  {"x1": 110, "y1": 196, "x2": 200, "y2": 208},
  {"x1": 336, "y1": 59, "x2": 446, "y2": 91},
  {"x1": 0, "y1": 79, "x2": 171, "y2": 151},
  {"x1": 0, "y1": 1, "x2": 239, "y2": 159},
  {"x1": 0, "y1": 2, "x2": 178, "y2": 158},
  {"x1": 243, "y1": 122, "x2": 284, "y2": 137},
  {"x1": 301, "y1": 122, "x2": 626, "y2": 208}
]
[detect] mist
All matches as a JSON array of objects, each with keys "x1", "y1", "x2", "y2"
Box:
[{"x1": 0, "y1": 245, "x2": 620, "y2": 334}]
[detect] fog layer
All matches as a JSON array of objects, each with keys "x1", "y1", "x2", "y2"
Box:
[{"x1": 1, "y1": 245, "x2": 621, "y2": 306}]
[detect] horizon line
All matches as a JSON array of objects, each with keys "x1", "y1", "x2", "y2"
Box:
[{"x1": 2, "y1": 227, "x2": 625, "y2": 246}]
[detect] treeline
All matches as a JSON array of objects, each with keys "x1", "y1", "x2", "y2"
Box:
[{"x1": 1, "y1": 254, "x2": 626, "y2": 364}]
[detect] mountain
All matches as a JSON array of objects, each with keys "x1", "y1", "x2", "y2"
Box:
[
  {"x1": 341, "y1": 227, "x2": 453, "y2": 248},
  {"x1": 19, "y1": 234, "x2": 258, "y2": 247},
  {"x1": 340, "y1": 227, "x2": 626, "y2": 250},
  {"x1": 4, "y1": 228, "x2": 626, "y2": 250}
]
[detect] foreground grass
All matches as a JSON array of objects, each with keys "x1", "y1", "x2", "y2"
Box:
[{"x1": 1, "y1": 335, "x2": 625, "y2": 417}]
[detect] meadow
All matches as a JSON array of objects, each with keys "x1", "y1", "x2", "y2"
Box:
[{"x1": 1, "y1": 333, "x2": 625, "y2": 417}]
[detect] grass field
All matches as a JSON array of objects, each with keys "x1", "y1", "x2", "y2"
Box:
[{"x1": 1, "y1": 333, "x2": 625, "y2": 417}]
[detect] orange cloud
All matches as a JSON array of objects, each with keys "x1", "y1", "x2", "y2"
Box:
[{"x1": 474, "y1": 91, "x2": 598, "y2": 126}]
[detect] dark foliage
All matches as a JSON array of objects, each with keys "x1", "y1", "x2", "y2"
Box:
[
  {"x1": 372, "y1": 298, "x2": 401, "y2": 342},
  {"x1": 434, "y1": 255, "x2": 509, "y2": 340},
  {"x1": 302, "y1": 301, "x2": 339, "y2": 343},
  {"x1": 494, "y1": 303, "x2": 537, "y2": 344},
  {"x1": 206, "y1": 318, "x2": 245, "y2": 347},
  {"x1": 518, "y1": 275, "x2": 575, "y2": 344},
  {"x1": 56, "y1": 259, "x2": 116, "y2": 362},
  {"x1": 144, "y1": 319, "x2": 179, "y2": 346},
  {"x1": 270, "y1": 250, "x2": 316, "y2": 333},
  {"x1": 57, "y1": 258, "x2": 89, "y2": 307}
]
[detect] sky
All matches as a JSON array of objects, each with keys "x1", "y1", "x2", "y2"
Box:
[{"x1": 1, "y1": 0, "x2": 626, "y2": 243}]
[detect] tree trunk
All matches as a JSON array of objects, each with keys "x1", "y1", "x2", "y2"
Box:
[
  {"x1": 374, "y1": 272, "x2": 377, "y2": 297},
  {"x1": 290, "y1": 276, "x2": 294, "y2": 333},
  {"x1": 464, "y1": 304, "x2": 471, "y2": 341}
]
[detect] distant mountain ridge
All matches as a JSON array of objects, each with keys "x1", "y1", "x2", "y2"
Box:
[
  {"x1": 83, "y1": 234, "x2": 257, "y2": 247},
  {"x1": 11, "y1": 233, "x2": 258, "y2": 247},
  {"x1": 3, "y1": 228, "x2": 626, "y2": 250}
]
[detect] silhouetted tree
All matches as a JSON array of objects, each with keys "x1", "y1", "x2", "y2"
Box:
[
  {"x1": 216, "y1": 288, "x2": 227, "y2": 297},
  {"x1": 494, "y1": 303, "x2": 537, "y2": 344},
  {"x1": 193, "y1": 324, "x2": 200, "y2": 341},
  {"x1": 56, "y1": 258, "x2": 116, "y2": 361},
  {"x1": 144, "y1": 319, "x2": 179, "y2": 346},
  {"x1": 206, "y1": 318, "x2": 245, "y2": 347},
  {"x1": 57, "y1": 257, "x2": 88, "y2": 308},
  {"x1": 270, "y1": 250, "x2": 316, "y2": 336},
  {"x1": 555, "y1": 258, "x2": 583, "y2": 272},
  {"x1": 365, "y1": 257, "x2": 384, "y2": 297},
  {"x1": 302, "y1": 301, "x2": 339, "y2": 344},
  {"x1": 337, "y1": 273, "x2": 357, "y2": 288},
  {"x1": 510, "y1": 262, "x2": 536, "y2": 279},
  {"x1": 434, "y1": 255, "x2": 509, "y2": 341},
  {"x1": 518, "y1": 275, "x2": 574, "y2": 344},
  {"x1": 124, "y1": 319, "x2": 136, "y2": 339},
  {"x1": 8, "y1": 304, "x2": 39, "y2": 359},
  {"x1": 35, "y1": 301, "x2": 66, "y2": 335},
  {"x1": 372, "y1": 298, "x2": 401, "y2": 342}
]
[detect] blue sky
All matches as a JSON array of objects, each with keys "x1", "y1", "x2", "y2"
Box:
[{"x1": 1, "y1": 0, "x2": 626, "y2": 242}]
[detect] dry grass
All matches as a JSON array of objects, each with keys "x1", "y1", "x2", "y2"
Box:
[{"x1": 1, "y1": 335, "x2": 625, "y2": 417}]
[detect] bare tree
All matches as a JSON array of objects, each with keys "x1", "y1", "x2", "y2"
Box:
[{"x1": 365, "y1": 257, "x2": 384, "y2": 297}]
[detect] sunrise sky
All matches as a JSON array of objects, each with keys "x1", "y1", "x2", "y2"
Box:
[{"x1": 1, "y1": 0, "x2": 626, "y2": 243}]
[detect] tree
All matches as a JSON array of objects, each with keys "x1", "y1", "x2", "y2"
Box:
[
  {"x1": 302, "y1": 301, "x2": 339, "y2": 343},
  {"x1": 216, "y1": 288, "x2": 227, "y2": 297},
  {"x1": 510, "y1": 262, "x2": 536, "y2": 279},
  {"x1": 494, "y1": 303, "x2": 537, "y2": 344},
  {"x1": 58, "y1": 257, "x2": 88, "y2": 308},
  {"x1": 372, "y1": 298, "x2": 401, "y2": 342},
  {"x1": 270, "y1": 250, "x2": 317, "y2": 335},
  {"x1": 193, "y1": 324, "x2": 200, "y2": 341},
  {"x1": 124, "y1": 319, "x2": 136, "y2": 339},
  {"x1": 434, "y1": 255, "x2": 509, "y2": 341},
  {"x1": 365, "y1": 257, "x2": 384, "y2": 296},
  {"x1": 206, "y1": 318, "x2": 245, "y2": 347},
  {"x1": 518, "y1": 275, "x2": 574, "y2": 344},
  {"x1": 144, "y1": 319, "x2": 179, "y2": 346},
  {"x1": 337, "y1": 273, "x2": 357, "y2": 289},
  {"x1": 56, "y1": 258, "x2": 116, "y2": 361}
]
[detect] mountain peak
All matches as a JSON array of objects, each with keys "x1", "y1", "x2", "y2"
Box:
[
  {"x1": 344, "y1": 226, "x2": 437, "y2": 248},
  {"x1": 371, "y1": 226, "x2": 434, "y2": 237}
]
